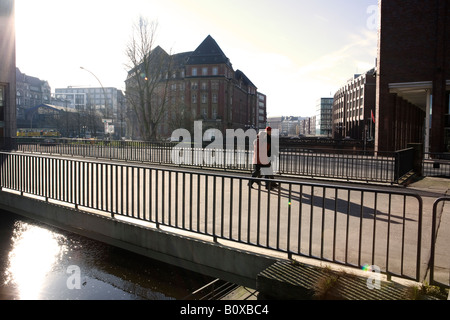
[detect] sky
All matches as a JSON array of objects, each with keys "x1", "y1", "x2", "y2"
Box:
[{"x1": 15, "y1": 0, "x2": 379, "y2": 117}]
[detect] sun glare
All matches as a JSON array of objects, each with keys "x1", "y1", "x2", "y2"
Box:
[{"x1": 4, "y1": 222, "x2": 67, "y2": 300}]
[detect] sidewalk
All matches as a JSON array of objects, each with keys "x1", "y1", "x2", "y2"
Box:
[
  {"x1": 225, "y1": 176, "x2": 450, "y2": 300},
  {"x1": 407, "y1": 176, "x2": 450, "y2": 196}
]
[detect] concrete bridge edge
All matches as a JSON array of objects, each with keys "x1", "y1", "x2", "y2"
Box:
[{"x1": 0, "y1": 191, "x2": 278, "y2": 289}]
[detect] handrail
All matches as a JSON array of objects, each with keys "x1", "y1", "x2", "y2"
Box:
[
  {"x1": 10, "y1": 138, "x2": 401, "y2": 184},
  {"x1": 0, "y1": 151, "x2": 425, "y2": 282},
  {"x1": 429, "y1": 197, "x2": 450, "y2": 288}
]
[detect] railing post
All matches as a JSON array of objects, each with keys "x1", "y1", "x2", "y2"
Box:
[
  {"x1": 407, "y1": 143, "x2": 423, "y2": 178},
  {"x1": 429, "y1": 197, "x2": 450, "y2": 287}
]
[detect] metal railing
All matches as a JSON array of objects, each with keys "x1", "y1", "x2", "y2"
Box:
[
  {"x1": 278, "y1": 149, "x2": 398, "y2": 183},
  {"x1": 11, "y1": 138, "x2": 404, "y2": 184},
  {"x1": 394, "y1": 148, "x2": 415, "y2": 182},
  {"x1": 423, "y1": 153, "x2": 450, "y2": 178},
  {"x1": 430, "y1": 198, "x2": 450, "y2": 288},
  {"x1": 0, "y1": 151, "x2": 425, "y2": 282}
]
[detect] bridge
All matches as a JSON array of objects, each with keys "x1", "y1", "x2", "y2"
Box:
[{"x1": 0, "y1": 142, "x2": 449, "y2": 297}]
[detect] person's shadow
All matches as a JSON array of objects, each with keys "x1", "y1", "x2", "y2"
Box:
[{"x1": 272, "y1": 185, "x2": 417, "y2": 224}]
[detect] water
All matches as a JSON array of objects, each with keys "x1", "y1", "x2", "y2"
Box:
[{"x1": 0, "y1": 210, "x2": 214, "y2": 300}]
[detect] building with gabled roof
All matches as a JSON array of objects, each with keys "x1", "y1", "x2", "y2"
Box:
[
  {"x1": 186, "y1": 35, "x2": 232, "y2": 68},
  {"x1": 16, "y1": 67, "x2": 52, "y2": 120},
  {"x1": 126, "y1": 35, "x2": 266, "y2": 140}
]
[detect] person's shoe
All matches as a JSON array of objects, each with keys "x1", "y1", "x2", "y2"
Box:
[{"x1": 266, "y1": 184, "x2": 279, "y2": 190}]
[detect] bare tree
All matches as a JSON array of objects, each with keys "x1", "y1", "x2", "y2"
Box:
[{"x1": 125, "y1": 17, "x2": 174, "y2": 141}]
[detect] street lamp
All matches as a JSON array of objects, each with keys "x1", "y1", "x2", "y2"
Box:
[
  {"x1": 80, "y1": 66, "x2": 110, "y2": 118},
  {"x1": 80, "y1": 66, "x2": 111, "y2": 138}
]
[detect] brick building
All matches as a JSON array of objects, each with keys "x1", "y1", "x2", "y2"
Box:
[
  {"x1": 376, "y1": 0, "x2": 450, "y2": 153},
  {"x1": 332, "y1": 69, "x2": 376, "y2": 141},
  {"x1": 126, "y1": 35, "x2": 267, "y2": 140},
  {"x1": 16, "y1": 68, "x2": 51, "y2": 122},
  {"x1": 0, "y1": 0, "x2": 16, "y2": 143}
]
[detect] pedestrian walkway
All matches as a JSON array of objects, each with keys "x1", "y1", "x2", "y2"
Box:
[
  {"x1": 241, "y1": 176, "x2": 450, "y2": 300},
  {"x1": 2, "y1": 151, "x2": 449, "y2": 300}
]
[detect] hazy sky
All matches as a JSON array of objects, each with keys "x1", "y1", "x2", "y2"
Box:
[{"x1": 15, "y1": 0, "x2": 379, "y2": 117}]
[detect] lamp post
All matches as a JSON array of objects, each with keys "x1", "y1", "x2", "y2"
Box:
[{"x1": 80, "y1": 67, "x2": 111, "y2": 138}]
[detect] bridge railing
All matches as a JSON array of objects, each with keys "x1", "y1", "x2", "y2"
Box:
[
  {"x1": 0, "y1": 152, "x2": 426, "y2": 282},
  {"x1": 423, "y1": 153, "x2": 450, "y2": 178},
  {"x1": 430, "y1": 198, "x2": 450, "y2": 288},
  {"x1": 11, "y1": 138, "x2": 401, "y2": 184}
]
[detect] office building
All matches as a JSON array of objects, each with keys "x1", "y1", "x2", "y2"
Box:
[
  {"x1": 376, "y1": 0, "x2": 450, "y2": 152},
  {"x1": 54, "y1": 87, "x2": 125, "y2": 117},
  {"x1": 332, "y1": 69, "x2": 376, "y2": 141},
  {"x1": 316, "y1": 98, "x2": 333, "y2": 137}
]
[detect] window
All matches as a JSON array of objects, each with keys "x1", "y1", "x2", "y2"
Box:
[
  {"x1": 192, "y1": 94, "x2": 197, "y2": 104},
  {"x1": 212, "y1": 94, "x2": 218, "y2": 104},
  {"x1": 212, "y1": 67, "x2": 218, "y2": 76},
  {"x1": 202, "y1": 67, "x2": 208, "y2": 76},
  {"x1": 202, "y1": 94, "x2": 208, "y2": 104},
  {"x1": 192, "y1": 68, "x2": 198, "y2": 76}
]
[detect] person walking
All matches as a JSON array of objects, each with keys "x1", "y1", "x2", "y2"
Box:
[{"x1": 249, "y1": 127, "x2": 279, "y2": 190}]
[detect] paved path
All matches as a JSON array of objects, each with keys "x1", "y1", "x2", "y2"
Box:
[
  {"x1": 63, "y1": 159, "x2": 450, "y2": 283},
  {"x1": 407, "y1": 177, "x2": 450, "y2": 286}
]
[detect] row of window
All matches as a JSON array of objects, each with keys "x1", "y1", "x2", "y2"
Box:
[
  {"x1": 190, "y1": 81, "x2": 221, "y2": 91},
  {"x1": 334, "y1": 98, "x2": 365, "y2": 120},
  {"x1": 192, "y1": 66, "x2": 219, "y2": 77},
  {"x1": 192, "y1": 93, "x2": 218, "y2": 104},
  {"x1": 57, "y1": 88, "x2": 116, "y2": 94},
  {"x1": 170, "y1": 81, "x2": 225, "y2": 92}
]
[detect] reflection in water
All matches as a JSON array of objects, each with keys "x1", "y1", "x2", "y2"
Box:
[
  {"x1": 4, "y1": 222, "x2": 67, "y2": 300},
  {"x1": 0, "y1": 211, "x2": 214, "y2": 300}
]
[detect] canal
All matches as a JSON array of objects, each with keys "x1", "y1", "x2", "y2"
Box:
[{"x1": 0, "y1": 209, "x2": 216, "y2": 300}]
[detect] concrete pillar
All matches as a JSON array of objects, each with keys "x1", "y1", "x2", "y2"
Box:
[{"x1": 0, "y1": 0, "x2": 16, "y2": 141}]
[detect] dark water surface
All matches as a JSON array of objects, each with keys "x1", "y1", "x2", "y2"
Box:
[{"x1": 0, "y1": 210, "x2": 213, "y2": 300}]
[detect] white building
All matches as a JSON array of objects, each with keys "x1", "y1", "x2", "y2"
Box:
[
  {"x1": 54, "y1": 87, "x2": 125, "y2": 119},
  {"x1": 316, "y1": 98, "x2": 334, "y2": 137}
]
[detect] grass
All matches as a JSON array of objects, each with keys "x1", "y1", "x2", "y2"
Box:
[{"x1": 406, "y1": 282, "x2": 449, "y2": 300}]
